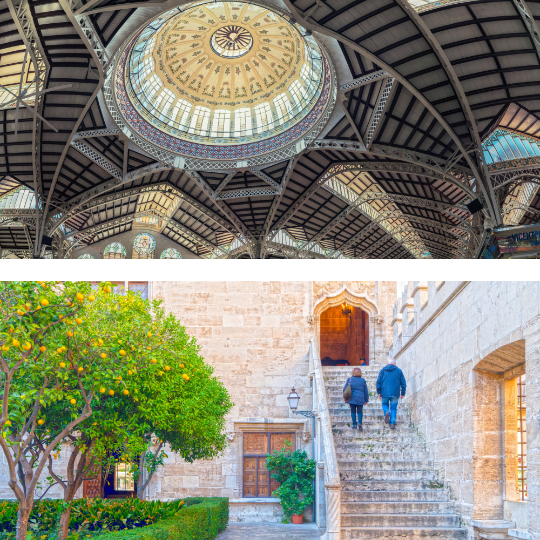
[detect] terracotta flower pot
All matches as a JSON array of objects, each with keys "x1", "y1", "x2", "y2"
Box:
[{"x1": 291, "y1": 513, "x2": 303, "y2": 524}]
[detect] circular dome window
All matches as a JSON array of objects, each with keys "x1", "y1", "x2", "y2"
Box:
[{"x1": 113, "y1": 0, "x2": 335, "y2": 165}]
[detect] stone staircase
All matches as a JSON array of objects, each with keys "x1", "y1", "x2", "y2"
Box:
[{"x1": 323, "y1": 366, "x2": 467, "y2": 540}]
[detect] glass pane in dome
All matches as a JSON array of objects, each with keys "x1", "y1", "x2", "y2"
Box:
[
  {"x1": 133, "y1": 233, "x2": 156, "y2": 255},
  {"x1": 78, "y1": 254, "x2": 95, "y2": 259}
]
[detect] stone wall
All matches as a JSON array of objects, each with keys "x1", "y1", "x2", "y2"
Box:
[{"x1": 389, "y1": 281, "x2": 540, "y2": 540}]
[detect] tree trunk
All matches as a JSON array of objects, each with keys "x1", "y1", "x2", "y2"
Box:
[
  {"x1": 137, "y1": 451, "x2": 146, "y2": 500},
  {"x1": 16, "y1": 505, "x2": 31, "y2": 540},
  {"x1": 58, "y1": 505, "x2": 71, "y2": 540}
]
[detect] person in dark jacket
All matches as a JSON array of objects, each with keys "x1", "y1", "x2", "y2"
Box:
[
  {"x1": 376, "y1": 358, "x2": 406, "y2": 429},
  {"x1": 343, "y1": 367, "x2": 369, "y2": 430}
]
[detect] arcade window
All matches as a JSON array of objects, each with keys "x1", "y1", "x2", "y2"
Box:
[{"x1": 517, "y1": 375, "x2": 527, "y2": 500}]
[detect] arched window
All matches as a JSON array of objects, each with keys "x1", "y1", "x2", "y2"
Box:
[
  {"x1": 211, "y1": 109, "x2": 231, "y2": 137},
  {"x1": 234, "y1": 108, "x2": 252, "y2": 137},
  {"x1": 254, "y1": 103, "x2": 273, "y2": 133},
  {"x1": 289, "y1": 80, "x2": 308, "y2": 107},
  {"x1": 160, "y1": 248, "x2": 182, "y2": 259},
  {"x1": 170, "y1": 98, "x2": 191, "y2": 128},
  {"x1": 189, "y1": 106, "x2": 211, "y2": 135},
  {"x1": 155, "y1": 88, "x2": 175, "y2": 121},
  {"x1": 104, "y1": 243, "x2": 127, "y2": 260},
  {"x1": 273, "y1": 93, "x2": 292, "y2": 125},
  {"x1": 133, "y1": 233, "x2": 156, "y2": 259},
  {"x1": 78, "y1": 254, "x2": 95, "y2": 259}
]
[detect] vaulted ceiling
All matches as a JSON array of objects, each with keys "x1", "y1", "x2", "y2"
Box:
[{"x1": 2, "y1": 0, "x2": 540, "y2": 259}]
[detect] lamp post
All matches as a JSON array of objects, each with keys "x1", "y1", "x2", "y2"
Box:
[{"x1": 287, "y1": 387, "x2": 316, "y2": 523}]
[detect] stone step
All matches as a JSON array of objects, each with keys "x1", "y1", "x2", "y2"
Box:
[
  {"x1": 341, "y1": 490, "x2": 452, "y2": 503},
  {"x1": 333, "y1": 433, "x2": 420, "y2": 444},
  {"x1": 341, "y1": 514, "x2": 462, "y2": 528},
  {"x1": 341, "y1": 501, "x2": 456, "y2": 515},
  {"x1": 340, "y1": 469, "x2": 439, "y2": 482},
  {"x1": 341, "y1": 480, "x2": 446, "y2": 492},
  {"x1": 335, "y1": 442, "x2": 427, "y2": 454},
  {"x1": 336, "y1": 451, "x2": 431, "y2": 462},
  {"x1": 338, "y1": 460, "x2": 434, "y2": 471},
  {"x1": 341, "y1": 526, "x2": 468, "y2": 540},
  {"x1": 332, "y1": 424, "x2": 415, "y2": 434},
  {"x1": 331, "y1": 413, "x2": 410, "y2": 423}
]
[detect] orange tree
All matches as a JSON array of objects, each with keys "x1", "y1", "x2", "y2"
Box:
[{"x1": 0, "y1": 281, "x2": 232, "y2": 540}]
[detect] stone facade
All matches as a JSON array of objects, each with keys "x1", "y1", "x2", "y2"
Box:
[{"x1": 389, "y1": 281, "x2": 540, "y2": 540}]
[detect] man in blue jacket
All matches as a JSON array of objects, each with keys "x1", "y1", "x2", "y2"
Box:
[{"x1": 376, "y1": 358, "x2": 407, "y2": 429}]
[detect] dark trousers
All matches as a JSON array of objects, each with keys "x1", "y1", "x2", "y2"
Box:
[{"x1": 350, "y1": 404, "x2": 363, "y2": 426}]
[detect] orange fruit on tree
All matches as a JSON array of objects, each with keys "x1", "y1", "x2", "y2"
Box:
[
  {"x1": 165, "y1": 366, "x2": 171, "y2": 371},
  {"x1": 128, "y1": 370, "x2": 133, "y2": 376},
  {"x1": 60, "y1": 362, "x2": 66, "y2": 368},
  {"x1": 180, "y1": 364, "x2": 184, "y2": 368},
  {"x1": 17, "y1": 309, "x2": 24, "y2": 316},
  {"x1": 150, "y1": 358, "x2": 157, "y2": 364},
  {"x1": 100, "y1": 387, "x2": 106, "y2": 393},
  {"x1": 22, "y1": 343, "x2": 31, "y2": 351},
  {"x1": 57, "y1": 348, "x2": 63, "y2": 355},
  {"x1": 70, "y1": 399, "x2": 76, "y2": 405},
  {"x1": 182, "y1": 374, "x2": 190, "y2": 381},
  {"x1": 40, "y1": 346, "x2": 46, "y2": 353},
  {"x1": 123, "y1": 389, "x2": 129, "y2": 395},
  {"x1": 119, "y1": 350, "x2": 126, "y2": 356},
  {"x1": 103, "y1": 285, "x2": 111, "y2": 294},
  {"x1": 88, "y1": 295, "x2": 95, "y2": 302},
  {"x1": 5, "y1": 420, "x2": 11, "y2": 426},
  {"x1": 78, "y1": 367, "x2": 83, "y2": 372},
  {"x1": 61, "y1": 346, "x2": 66, "y2": 352},
  {"x1": 76, "y1": 292, "x2": 84, "y2": 302},
  {"x1": 76, "y1": 318, "x2": 82, "y2": 324},
  {"x1": 38, "y1": 419, "x2": 45, "y2": 426},
  {"x1": 67, "y1": 331, "x2": 73, "y2": 338},
  {"x1": 12, "y1": 339, "x2": 20, "y2": 347},
  {"x1": 40, "y1": 299, "x2": 49, "y2": 307},
  {"x1": 1, "y1": 345, "x2": 9, "y2": 352},
  {"x1": 109, "y1": 390, "x2": 114, "y2": 396},
  {"x1": 101, "y1": 353, "x2": 107, "y2": 359},
  {"x1": 147, "y1": 332, "x2": 152, "y2": 338},
  {"x1": 98, "y1": 339, "x2": 103, "y2": 346}
]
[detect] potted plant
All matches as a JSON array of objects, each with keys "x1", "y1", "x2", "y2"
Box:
[{"x1": 265, "y1": 440, "x2": 316, "y2": 524}]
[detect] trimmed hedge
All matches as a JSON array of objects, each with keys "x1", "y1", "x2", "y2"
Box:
[{"x1": 95, "y1": 498, "x2": 228, "y2": 540}]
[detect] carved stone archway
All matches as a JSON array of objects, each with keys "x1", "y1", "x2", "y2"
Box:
[{"x1": 312, "y1": 281, "x2": 381, "y2": 365}]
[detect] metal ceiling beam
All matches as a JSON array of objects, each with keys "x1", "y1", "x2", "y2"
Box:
[
  {"x1": 392, "y1": 0, "x2": 500, "y2": 225},
  {"x1": 261, "y1": 156, "x2": 297, "y2": 257},
  {"x1": 365, "y1": 78, "x2": 395, "y2": 149},
  {"x1": 70, "y1": 139, "x2": 123, "y2": 180},
  {"x1": 339, "y1": 70, "x2": 390, "y2": 93},
  {"x1": 39, "y1": 0, "x2": 108, "y2": 256},
  {"x1": 213, "y1": 171, "x2": 237, "y2": 200},
  {"x1": 247, "y1": 167, "x2": 282, "y2": 191},
  {"x1": 71, "y1": 129, "x2": 121, "y2": 141},
  {"x1": 217, "y1": 187, "x2": 280, "y2": 200},
  {"x1": 283, "y1": 0, "x2": 497, "y2": 220}
]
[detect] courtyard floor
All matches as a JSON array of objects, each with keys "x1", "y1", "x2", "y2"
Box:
[{"x1": 216, "y1": 523, "x2": 323, "y2": 539}]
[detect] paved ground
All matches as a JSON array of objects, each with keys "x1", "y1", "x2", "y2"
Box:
[{"x1": 216, "y1": 523, "x2": 323, "y2": 539}]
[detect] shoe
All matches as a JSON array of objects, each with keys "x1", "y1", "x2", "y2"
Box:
[
  {"x1": 384, "y1": 412, "x2": 390, "y2": 424},
  {"x1": 352, "y1": 424, "x2": 357, "y2": 429},
  {"x1": 390, "y1": 423, "x2": 395, "y2": 429},
  {"x1": 358, "y1": 425, "x2": 363, "y2": 431}
]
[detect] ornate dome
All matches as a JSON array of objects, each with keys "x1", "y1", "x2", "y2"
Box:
[{"x1": 113, "y1": 0, "x2": 335, "y2": 165}]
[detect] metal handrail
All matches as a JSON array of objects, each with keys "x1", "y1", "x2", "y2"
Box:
[{"x1": 309, "y1": 338, "x2": 341, "y2": 540}]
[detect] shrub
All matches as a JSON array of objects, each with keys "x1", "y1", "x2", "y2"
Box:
[
  {"x1": 265, "y1": 441, "x2": 315, "y2": 520},
  {"x1": 95, "y1": 498, "x2": 229, "y2": 540}
]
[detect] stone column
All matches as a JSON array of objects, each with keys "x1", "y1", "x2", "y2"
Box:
[{"x1": 324, "y1": 483, "x2": 341, "y2": 540}]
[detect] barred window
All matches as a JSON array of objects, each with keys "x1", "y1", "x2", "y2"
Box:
[
  {"x1": 211, "y1": 109, "x2": 231, "y2": 137},
  {"x1": 273, "y1": 93, "x2": 292, "y2": 125},
  {"x1": 254, "y1": 103, "x2": 273, "y2": 133},
  {"x1": 289, "y1": 80, "x2": 308, "y2": 106},
  {"x1": 189, "y1": 106, "x2": 211, "y2": 135},
  {"x1": 170, "y1": 99, "x2": 192, "y2": 128},
  {"x1": 234, "y1": 108, "x2": 253, "y2": 137}
]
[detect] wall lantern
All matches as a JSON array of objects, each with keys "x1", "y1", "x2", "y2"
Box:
[
  {"x1": 287, "y1": 387, "x2": 300, "y2": 411},
  {"x1": 341, "y1": 302, "x2": 352, "y2": 318}
]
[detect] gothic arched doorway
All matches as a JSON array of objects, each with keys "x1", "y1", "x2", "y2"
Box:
[{"x1": 320, "y1": 304, "x2": 369, "y2": 366}]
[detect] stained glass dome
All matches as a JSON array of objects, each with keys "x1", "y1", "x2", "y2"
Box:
[
  {"x1": 113, "y1": 0, "x2": 334, "y2": 164},
  {"x1": 133, "y1": 233, "x2": 156, "y2": 255},
  {"x1": 104, "y1": 243, "x2": 127, "y2": 257},
  {"x1": 160, "y1": 248, "x2": 182, "y2": 259},
  {"x1": 78, "y1": 254, "x2": 95, "y2": 259}
]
